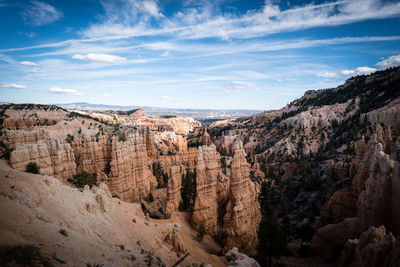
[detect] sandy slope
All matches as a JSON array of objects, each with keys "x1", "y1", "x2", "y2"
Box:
[{"x1": 0, "y1": 160, "x2": 226, "y2": 266}]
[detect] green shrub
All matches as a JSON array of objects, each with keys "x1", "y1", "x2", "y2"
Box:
[
  {"x1": 65, "y1": 134, "x2": 74, "y2": 144},
  {"x1": 26, "y1": 162, "x2": 40, "y2": 174},
  {"x1": 118, "y1": 133, "x2": 127, "y2": 142},
  {"x1": 147, "y1": 193, "x2": 154, "y2": 202},
  {"x1": 196, "y1": 224, "x2": 206, "y2": 242},
  {"x1": 71, "y1": 171, "x2": 96, "y2": 188}
]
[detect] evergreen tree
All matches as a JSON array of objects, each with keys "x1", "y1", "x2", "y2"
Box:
[
  {"x1": 180, "y1": 170, "x2": 196, "y2": 211},
  {"x1": 257, "y1": 182, "x2": 286, "y2": 267}
]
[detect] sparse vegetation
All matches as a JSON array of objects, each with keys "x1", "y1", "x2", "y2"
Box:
[
  {"x1": 26, "y1": 162, "x2": 40, "y2": 174},
  {"x1": 66, "y1": 134, "x2": 74, "y2": 144},
  {"x1": 70, "y1": 171, "x2": 96, "y2": 188},
  {"x1": 196, "y1": 224, "x2": 206, "y2": 242}
]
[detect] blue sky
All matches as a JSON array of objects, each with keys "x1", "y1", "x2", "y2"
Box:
[{"x1": 1, "y1": 0, "x2": 400, "y2": 110}]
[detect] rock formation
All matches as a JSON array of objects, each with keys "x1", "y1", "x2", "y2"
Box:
[
  {"x1": 107, "y1": 133, "x2": 157, "y2": 202},
  {"x1": 6, "y1": 120, "x2": 157, "y2": 202},
  {"x1": 84, "y1": 182, "x2": 113, "y2": 213},
  {"x1": 225, "y1": 247, "x2": 260, "y2": 267},
  {"x1": 311, "y1": 123, "x2": 400, "y2": 259},
  {"x1": 10, "y1": 139, "x2": 76, "y2": 181},
  {"x1": 165, "y1": 165, "x2": 183, "y2": 217},
  {"x1": 337, "y1": 225, "x2": 400, "y2": 267},
  {"x1": 191, "y1": 144, "x2": 222, "y2": 233},
  {"x1": 222, "y1": 141, "x2": 261, "y2": 254}
]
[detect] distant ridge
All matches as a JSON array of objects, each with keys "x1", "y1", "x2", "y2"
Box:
[{"x1": 55, "y1": 102, "x2": 263, "y2": 120}]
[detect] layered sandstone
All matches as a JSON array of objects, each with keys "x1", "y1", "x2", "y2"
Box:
[
  {"x1": 165, "y1": 165, "x2": 183, "y2": 217},
  {"x1": 8, "y1": 127, "x2": 157, "y2": 203},
  {"x1": 191, "y1": 144, "x2": 222, "y2": 233},
  {"x1": 10, "y1": 139, "x2": 76, "y2": 181},
  {"x1": 223, "y1": 141, "x2": 261, "y2": 254},
  {"x1": 107, "y1": 133, "x2": 157, "y2": 202}
]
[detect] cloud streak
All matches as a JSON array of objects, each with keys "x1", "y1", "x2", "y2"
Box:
[
  {"x1": 20, "y1": 61, "x2": 39, "y2": 66},
  {"x1": 223, "y1": 81, "x2": 259, "y2": 92},
  {"x1": 72, "y1": 53, "x2": 127, "y2": 63},
  {"x1": 0, "y1": 83, "x2": 26, "y2": 89},
  {"x1": 21, "y1": 1, "x2": 63, "y2": 26},
  {"x1": 48, "y1": 86, "x2": 82, "y2": 95},
  {"x1": 79, "y1": 0, "x2": 400, "y2": 40}
]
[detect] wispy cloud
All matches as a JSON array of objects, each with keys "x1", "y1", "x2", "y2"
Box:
[
  {"x1": 20, "y1": 61, "x2": 39, "y2": 66},
  {"x1": 1, "y1": 83, "x2": 26, "y2": 89},
  {"x1": 48, "y1": 86, "x2": 82, "y2": 95},
  {"x1": 72, "y1": 53, "x2": 127, "y2": 63},
  {"x1": 223, "y1": 81, "x2": 259, "y2": 92},
  {"x1": 376, "y1": 54, "x2": 400, "y2": 69},
  {"x1": 78, "y1": 0, "x2": 400, "y2": 40},
  {"x1": 159, "y1": 95, "x2": 183, "y2": 101},
  {"x1": 21, "y1": 1, "x2": 63, "y2": 26}
]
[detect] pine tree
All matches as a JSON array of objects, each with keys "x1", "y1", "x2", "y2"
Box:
[
  {"x1": 257, "y1": 182, "x2": 286, "y2": 267},
  {"x1": 180, "y1": 170, "x2": 196, "y2": 211}
]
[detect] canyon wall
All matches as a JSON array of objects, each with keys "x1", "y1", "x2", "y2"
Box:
[
  {"x1": 6, "y1": 124, "x2": 157, "y2": 203},
  {"x1": 311, "y1": 123, "x2": 400, "y2": 259}
]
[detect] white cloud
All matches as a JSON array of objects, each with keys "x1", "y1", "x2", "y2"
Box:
[
  {"x1": 317, "y1": 72, "x2": 339, "y2": 78},
  {"x1": 0, "y1": 83, "x2": 26, "y2": 89},
  {"x1": 22, "y1": 1, "x2": 63, "y2": 26},
  {"x1": 223, "y1": 81, "x2": 259, "y2": 92},
  {"x1": 20, "y1": 61, "x2": 39, "y2": 66},
  {"x1": 354, "y1": 66, "x2": 377, "y2": 75},
  {"x1": 48, "y1": 86, "x2": 82, "y2": 95},
  {"x1": 340, "y1": 69, "x2": 355, "y2": 76},
  {"x1": 318, "y1": 66, "x2": 377, "y2": 78},
  {"x1": 142, "y1": 0, "x2": 164, "y2": 18},
  {"x1": 376, "y1": 54, "x2": 400, "y2": 69},
  {"x1": 72, "y1": 53, "x2": 126, "y2": 63},
  {"x1": 159, "y1": 95, "x2": 183, "y2": 101}
]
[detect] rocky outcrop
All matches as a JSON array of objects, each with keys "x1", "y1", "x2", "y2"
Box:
[
  {"x1": 337, "y1": 225, "x2": 400, "y2": 267},
  {"x1": 223, "y1": 141, "x2": 261, "y2": 254},
  {"x1": 357, "y1": 142, "x2": 398, "y2": 233},
  {"x1": 310, "y1": 217, "x2": 361, "y2": 260},
  {"x1": 191, "y1": 144, "x2": 222, "y2": 233},
  {"x1": 1, "y1": 105, "x2": 69, "y2": 129},
  {"x1": 162, "y1": 223, "x2": 187, "y2": 254},
  {"x1": 225, "y1": 247, "x2": 260, "y2": 267},
  {"x1": 9, "y1": 139, "x2": 76, "y2": 181},
  {"x1": 165, "y1": 165, "x2": 183, "y2": 217},
  {"x1": 2, "y1": 129, "x2": 49, "y2": 146},
  {"x1": 8, "y1": 129, "x2": 157, "y2": 203},
  {"x1": 71, "y1": 135, "x2": 112, "y2": 177},
  {"x1": 312, "y1": 123, "x2": 400, "y2": 258},
  {"x1": 84, "y1": 182, "x2": 113, "y2": 213},
  {"x1": 107, "y1": 133, "x2": 157, "y2": 202},
  {"x1": 157, "y1": 147, "x2": 197, "y2": 177},
  {"x1": 320, "y1": 190, "x2": 357, "y2": 225}
]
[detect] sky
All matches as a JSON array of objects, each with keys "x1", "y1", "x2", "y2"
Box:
[{"x1": 0, "y1": 0, "x2": 400, "y2": 110}]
